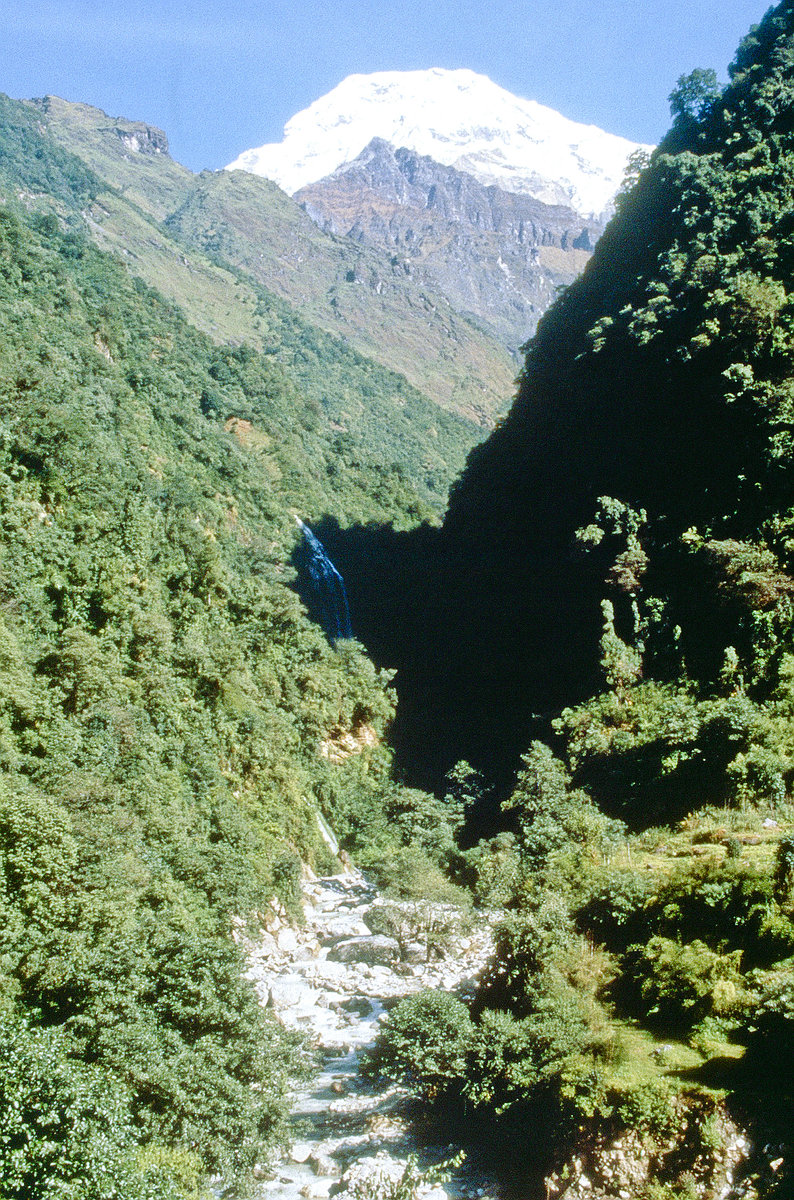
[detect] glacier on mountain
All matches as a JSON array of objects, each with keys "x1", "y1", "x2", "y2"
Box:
[{"x1": 226, "y1": 68, "x2": 652, "y2": 218}]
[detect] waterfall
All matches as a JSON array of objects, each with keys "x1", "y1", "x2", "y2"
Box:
[{"x1": 295, "y1": 517, "x2": 353, "y2": 641}]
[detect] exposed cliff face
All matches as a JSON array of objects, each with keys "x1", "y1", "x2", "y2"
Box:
[
  {"x1": 113, "y1": 120, "x2": 169, "y2": 156},
  {"x1": 297, "y1": 139, "x2": 605, "y2": 353},
  {"x1": 29, "y1": 95, "x2": 193, "y2": 220}
]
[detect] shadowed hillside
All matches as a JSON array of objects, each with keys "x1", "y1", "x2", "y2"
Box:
[{"x1": 327, "y1": 3, "x2": 794, "y2": 811}]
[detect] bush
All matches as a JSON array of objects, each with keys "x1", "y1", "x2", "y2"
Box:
[
  {"x1": 271, "y1": 852, "x2": 304, "y2": 925},
  {"x1": 365, "y1": 898, "x2": 472, "y2": 962},
  {"x1": 0, "y1": 1016, "x2": 182, "y2": 1200},
  {"x1": 465, "y1": 996, "x2": 591, "y2": 1114},
  {"x1": 623, "y1": 937, "x2": 745, "y2": 1032},
  {"x1": 361, "y1": 991, "x2": 474, "y2": 1101},
  {"x1": 361, "y1": 845, "x2": 469, "y2": 903},
  {"x1": 774, "y1": 836, "x2": 794, "y2": 905},
  {"x1": 459, "y1": 832, "x2": 519, "y2": 907},
  {"x1": 577, "y1": 870, "x2": 655, "y2": 952},
  {"x1": 504, "y1": 742, "x2": 623, "y2": 883},
  {"x1": 650, "y1": 860, "x2": 773, "y2": 954},
  {"x1": 464, "y1": 1009, "x2": 544, "y2": 1109},
  {"x1": 755, "y1": 908, "x2": 794, "y2": 963},
  {"x1": 476, "y1": 902, "x2": 575, "y2": 1017},
  {"x1": 742, "y1": 971, "x2": 794, "y2": 1084},
  {"x1": 613, "y1": 1078, "x2": 678, "y2": 1138}
]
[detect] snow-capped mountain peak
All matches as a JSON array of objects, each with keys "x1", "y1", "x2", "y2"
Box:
[{"x1": 226, "y1": 68, "x2": 652, "y2": 218}]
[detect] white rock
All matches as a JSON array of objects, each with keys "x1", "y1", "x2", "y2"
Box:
[
  {"x1": 300, "y1": 1185, "x2": 333, "y2": 1199},
  {"x1": 277, "y1": 927, "x2": 301, "y2": 953},
  {"x1": 320, "y1": 917, "x2": 372, "y2": 940},
  {"x1": 269, "y1": 980, "x2": 308, "y2": 1009},
  {"x1": 328, "y1": 936, "x2": 405, "y2": 964},
  {"x1": 243, "y1": 873, "x2": 496, "y2": 1200},
  {"x1": 309, "y1": 1152, "x2": 338, "y2": 1177}
]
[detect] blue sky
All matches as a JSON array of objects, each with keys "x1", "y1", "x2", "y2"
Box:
[{"x1": 3, "y1": 0, "x2": 773, "y2": 171}]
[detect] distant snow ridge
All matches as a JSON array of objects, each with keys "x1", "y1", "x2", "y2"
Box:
[{"x1": 226, "y1": 68, "x2": 652, "y2": 218}]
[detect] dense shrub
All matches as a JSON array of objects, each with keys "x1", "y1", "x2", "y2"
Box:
[
  {"x1": 623, "y1": 937, "x2": 746, "y2": 1033},
  {"x1": 0, "y1": 1016, "x2": 183, "y2": 1200},
  {"x1": 361, "y1": 992, "x2": 474, "y2": 1100},
  {"x1": 742, "y1": 971, "x2": 794, "y2": 1086},
  {"x1": 612, "y1": 1078, "x2": 678, "y2": 1138},
  {"x1": 577, "y1": 871, "x2": 655, "y2": 952},
  {"x1": 0, "y1": 202, "x2": 448, "y2": 1193}
]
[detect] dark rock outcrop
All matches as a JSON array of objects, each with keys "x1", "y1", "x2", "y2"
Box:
[
  {"x1": 296, "y1": 138, "x2": 606, "y2": 354},
  {"x1": 327, "y1": 934, "x2": 401, "y2": 965}
]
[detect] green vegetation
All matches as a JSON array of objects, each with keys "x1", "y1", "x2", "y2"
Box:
[
  {"x1": 162, "y1": 167, "x2": 514, "y2": 425},
  {"x1": 8, "y1": 1, "x2": 794, "y2": 1194},
  {"x1": 0, "y1": 90, "x2": 503, "y2": 515},
  {"x1": 345, "y1": 0, "x2": 794, "y2": 797},
  {"x1": 0, "y1": 202, "x2": 462, "y2": 1197},
  {"x1": 15, "y1": 92, "x2": 514, "y2": 505},
  {"x1": 367, "y1": 761, "x2": 794, "y2": 1192}
]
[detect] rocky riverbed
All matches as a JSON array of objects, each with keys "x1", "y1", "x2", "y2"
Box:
[{"x1": 242, "y1": 867, "x2": 500, "y2": 1200}]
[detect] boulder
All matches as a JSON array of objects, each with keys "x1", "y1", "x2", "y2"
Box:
[
  {"x1": 337, "y1": 1151, "x2": 407, "y2": 1192},
  {"x1": 326, "y1": 936, "x2": 401, "y2": 965},
  {"x1": 301, "y1": 1185, "x2": 333, "y2": 1200},
  {"x1": 310, "y1": 1152, "x2": 338, "y2": 1177},
  {"x1": 277, "y1": 927, "x2": 301, "y2": 954},
  {"x1": 319, "y1": 916, "x2": 372, "y2": 941},
  {"x1": 269, "y1": 979, "x2": 310, "y2": 1009},
  {"x1": 402, "y1": 941, "x2": 426, "y2": 964}
]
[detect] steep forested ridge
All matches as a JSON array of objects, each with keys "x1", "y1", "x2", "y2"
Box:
[
  {"x1": 0, "y1": 202, "x2": 463, "y2": 1198},
  {"x1": 0, "y1": 90, "x2": 512, "y2": 510}
]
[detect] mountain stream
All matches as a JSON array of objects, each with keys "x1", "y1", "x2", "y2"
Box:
[{"x1": 243, "y1": 867, "x2": 500, "y2": 1200}]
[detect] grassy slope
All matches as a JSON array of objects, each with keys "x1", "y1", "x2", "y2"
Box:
[
  {"x1": 0, "y1": 92, "x2": 486, "y2": 511},
  {"x1": 166, "y1": 168, "x2": 515, "y2": 424},
  {"x1": 27, "y1": 95, "x2": 194, "y2": 220},
  {"x1": 31, "y1": 95, "x2": 515, "y2": 427}
]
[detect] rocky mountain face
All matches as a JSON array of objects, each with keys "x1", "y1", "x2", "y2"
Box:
[
  {"x1": 162, "y1": 166, "x2": 514, "y2": 422},
  {"x1": 296, "y1": 138, "x2": 606, "y2": 352},
  {"x1": 229, "y1": 70, "x2": 643, "y2": 353}
]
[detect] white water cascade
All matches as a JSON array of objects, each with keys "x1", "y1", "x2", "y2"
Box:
[{"x1": 295, "y1": 518, "x2": 353, "y2": 642}]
